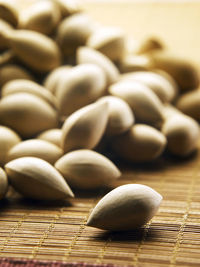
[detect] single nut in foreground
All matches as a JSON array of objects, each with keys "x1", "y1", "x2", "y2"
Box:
[
  {"x1": 0, "y1": 167, "x2": 8, "y2": 200},
  {"x1": 0, "y1": 93, "x2": 58, "y2": 138},
  {"x1": 176, "y1": 89, "x2": 200, "y2": 121},
  {"x1": 61, "y1": 101, "x2": 108, "y2": 153},
  {"x1": 77, "y1": 46, "x2": 119, "y2": 85},
  {"x1": 55, "y1": 149, "x2": 121, "y2": 189},
  {"x1": 97, "y1": 96, "x2": 134, "y2": 136},
  {"x1": 109, "y1": 80, "x2": 164, "y2": 126},
  {"x1": 19, "y1": 0, "x2": 61, "y2": 35},
  {"x1": 150, "y1": 51, "x2": 200, "y2": 91},
  {"x1": 5, "y1": 157, "x2": 74, "y2": 200},
  {"x1": 1, "y1": 79, "x2": 57, "y2": 109},
  {"x1": 37, "y1": 129, "x2": 62, "y2": 147},
  {"x1": 5, "y1": 30, "x2": 61, "y2": 72},
  {"x1": 162, "y1": 114, "x2": 200, "y2": 157},
  {"x1": 7, "y1": 139, "x2": 63, "y2": 165},
  {"x1": 120, "y1": 71, "x2": 178, "y2": 103},
  {"x1": 0, "y1": 125, "x2": 21, "y2": 166},
  {"x1": 87, "y1": 26, "x2": 125, "y2": 62},
  {"x1": 56, "y1": 63, "x2": 106, "y2": 116},
  {"x1": 87, "y1": 184, "x2": 162, "y2": 231},
  {"x1": 111, "y1": 124, "x2": 166, "y2": 162},
  {"x1": 0, "y1": 64, "x2": 33, "y2": 87}
]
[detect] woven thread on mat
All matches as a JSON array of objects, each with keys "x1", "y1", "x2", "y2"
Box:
[{"x1": 0, "y1": 258, "x2": 125, "y2": 267}]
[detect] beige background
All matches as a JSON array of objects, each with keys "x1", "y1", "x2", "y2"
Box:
[{"x1": 82, "y1": 1, "x2": 200, "y2": 66}]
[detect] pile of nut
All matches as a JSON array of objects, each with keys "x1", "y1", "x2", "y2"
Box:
[{"x1": 0, "y1": 0, "x2": 199, "y2": 231}]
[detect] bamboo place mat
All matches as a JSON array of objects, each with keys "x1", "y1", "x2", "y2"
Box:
[
  {"x1": 1, "y1": 151, "x2": 200, "y2": 267},
  {"x1": 1, "y1": 1, "x2": 200, "y2": 266}
]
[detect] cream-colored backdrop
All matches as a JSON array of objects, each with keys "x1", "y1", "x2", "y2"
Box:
[{"x1": 18, "y1": 0, "x2": 200, "y2": 66}]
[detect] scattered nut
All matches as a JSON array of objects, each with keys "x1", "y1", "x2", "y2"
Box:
[{"x1": 87, "y1": 184, "x2": 162, "y2": 231}]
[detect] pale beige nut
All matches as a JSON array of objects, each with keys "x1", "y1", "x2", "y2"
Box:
[
  {"x1": 5, "y1": 30, "x2": 61, "y2": 72},
  {"x1": 5, "y1": 157, "x2": 74, "y2": 200},
  {"x1": 0, "y1": 64, "x2": 33, "y2": 87},
  {"x1": 97, "y1": 96, "x2": 134, "y2": 136},
  {"x1": 118, "y1": 54, "x2": 152, "y2": 73},
  {"x1": 87, "y1": 184, "x2": 162, "y2": 231},
  {"x1": 109, "y1": 80, "x2": 164, "y2": 125},
  {"x1": 56, "y1": 64, "x2": 106, "y2": 116},
  {"x1": 3, "y1": 79, "x2": 56, "y2": 108},
  {"x1": 120, "y1": 71, "x2": 178, "y2": 103},
  {"x1": 162, "y1": 114, "x2": 200, "y2": 157},
  {"x1": 19, "y1": 0, "x2": 61, "y2": 35},
  {"x1": 111, "y1": 124, "x2": 166, "y2": 162},
  {"x1": 0, "y1": 167, "x2": 8, "y2": 200},
  {"x1": 2, "y1": 79, "x2": 57, "y2": 109},
  {"x1": 0, "y1": 93, "x2": 58, "y2": 138},
  {"x1": 150, "y1": 51, "x2": 199, "y2": 91},
  {"x1": 87, "y1": 27, "x2": 125, "y2": 62},
  {"x1": 163, "y1": 104, "x2": 181, "y2": 120},
  {"x1": 7, "y1": 139, "x2": 63, "y2": 165},
  {"x1": 0, "y1": 125, "x2": 21, "y2": 166},
  {"x1": 61, "y1": 101, "x2": 108, "y2": 153},
  {"x1": 0, "y1": 0, "x2": 18, "y2": 27},
  {"x1": 0, "y1": 19, "x2": 13, "y2": 50},
  {"x1": 77, "y1": 46, "x2": 119, "y2": 86},
  {"x1": 37, "y1": 129, "x2": 62, "y2": 147},
  {"x1": 56, "y1": 13, "x2": 96, "y2": 57},
  {"x1": 43, "y1": 65, "x2": 72, "y2": 94},
  {"x1": 53, "y1": 0, "x2": 81, "y2": 17},
  {"x1": 55, "y1": 149, "x2": 121, "y2": 189},
  {"x1": 176, "y1": 89, "x2": 200, "y2": 121}
]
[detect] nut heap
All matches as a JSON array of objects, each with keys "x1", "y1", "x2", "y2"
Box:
[{"x1": 0, "y1": 0, "x2": 199, "y2": 231}]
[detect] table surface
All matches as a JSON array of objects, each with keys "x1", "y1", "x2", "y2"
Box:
[{"x1": 1, "y1": 1, "x2": 200, "y2": 267}]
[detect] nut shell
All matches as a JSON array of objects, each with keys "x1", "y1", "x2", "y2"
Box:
[
  {"x1": 176, "y1": 89, "x2": 200, "y2": 121},
  {"x1": 0, "y1": 64, "x2": 33, "y2": 87},
  {"x1": 87, "y1": 184, "x2": 162, "y2": 231},
  {"x1": 121, "y1": 71, "x2": 177, "y2": 103},
  {"x1": 7, "y1": 139, "x2": 63, "y2": 165},
  {"x1": 6, "y1": 30, "x2": 61, "y2": 72},
  {"x1": 97, "y1": 96, "x2": 134, "y2": 136},
  {"x1": 5, "y1": 157, "x2": 74, "y2": 200},
  {"x1": 0, "y1": 93, "x2": 58, "y2": 138},
  {"x1": 56, "y1": 64, "x2": 106, "y2": 116},
  {"x1": 162, "y1": 114, "x2": 200, "y2": 156},
  {"x1": 151, "y1": 52, "x2": 199, "y2": 91},
  {"x1": 37, "y1": 129, "x2": 62, "y2": 147},
  {"x1": 19, "y1": 0, "x2": 61, "y2": 35},
  {"x1": 109, "y1": 80, "x2": 164, "y2": 125},
  {"x1": 2, "y1": 79, "x2": 57, "y2": 108},
  {"x1": 111, "y1": 124, "x2": 166, "y2": 162},
  {"x1": 56, "y1": 13, "x2": 95, "y2": 57},
  {"x1": 87, "y1": 27, "x2": 125, "y2": 62},
  {"x1": 77, "y1": 46, "x2": 119, "y2": 86},
  {"x1": 61, "y1": 101, "x2": 108, "y2": 153},
  {"x1": 55, "y1": 149, "x2": 121, "y2": 189}
]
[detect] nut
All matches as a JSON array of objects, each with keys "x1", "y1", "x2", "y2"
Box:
[{"x1": 87, "y1": 184, "x2": 162, "y2": 231}]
